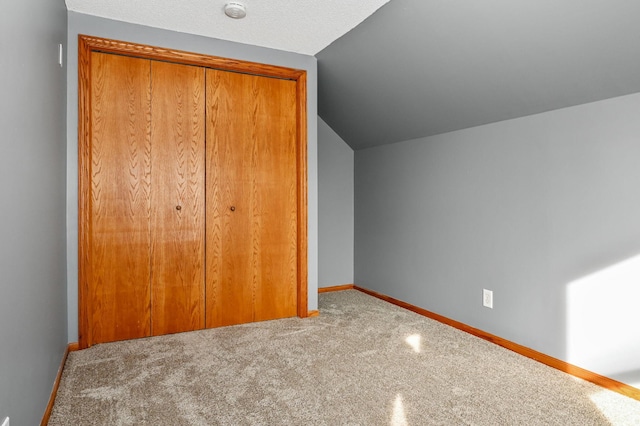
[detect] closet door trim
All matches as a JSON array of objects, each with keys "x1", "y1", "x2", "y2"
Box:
[{"x1": 78, "y1": 35, "x2": 309, "y2": 349}]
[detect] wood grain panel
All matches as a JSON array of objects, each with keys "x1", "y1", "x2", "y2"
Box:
[
  {"x1": 79, "y1": 36, "x2": 309, "y2": 342},
  {"x1": 205, "y1": 70, "x2": 298, "y2": 327},
  {"x1": 88, "y1": 52, "x2": 152, "y2": 344},
  {"x1": 150, "y1": 61, "x2": 206, "y2": 335},
  {"x1": 250, "y1": 76, "x2": 298, "y2": 322},
  {"x1": 206, "y1": 70, "x2": 255, "y2": 327}
]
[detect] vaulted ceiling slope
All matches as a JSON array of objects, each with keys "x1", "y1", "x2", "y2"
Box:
[
  {"x1": 317, "y1": 0, "x2": 640, "y2": 150},
  {"x1": 65, "y1": 0, "x2": 390, "y2": 55}
]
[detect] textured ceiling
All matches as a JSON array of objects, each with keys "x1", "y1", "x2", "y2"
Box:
[
  {"x1": 318, "y1": 0, "x2": 640, "y2": 149},
  {"x1": 65, "y1": 0, "x2": 390, "y2": 55}
]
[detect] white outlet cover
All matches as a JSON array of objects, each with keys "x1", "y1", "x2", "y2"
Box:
[{"x1": 483, "y1": 289, "x2": 493, "y2": 309}]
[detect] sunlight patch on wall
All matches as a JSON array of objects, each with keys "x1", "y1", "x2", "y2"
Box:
[
  {"x1": 391, "y1": 394, "x2": 408, "y2": 426},
  {"x1": 567, "y1": 254, "x2": 640, "y2": 388},
  {"x1": 405, "y1": 334, "x2": 421, "y2": 353}
]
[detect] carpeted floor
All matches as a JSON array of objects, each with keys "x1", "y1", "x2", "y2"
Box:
[{"x1": 49, "y1": 290, "x2": 640, "y2": 425}]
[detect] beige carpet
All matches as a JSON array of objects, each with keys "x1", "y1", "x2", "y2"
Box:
[{"x1": 49, "y1": 290, "x2": 640, "y2": 425}]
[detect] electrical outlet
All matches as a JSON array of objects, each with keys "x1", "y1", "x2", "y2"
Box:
[
  {"x1": 483, "y1": 289, "x2": 493, "y2": 309},
  {"x1": 2, "y1": 416, "x2": 9, "y2": 426}
]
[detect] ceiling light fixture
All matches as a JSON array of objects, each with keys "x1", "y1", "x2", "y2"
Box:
[{"x1": 224, "y1": 2, "x2": 247, "y2": 19}]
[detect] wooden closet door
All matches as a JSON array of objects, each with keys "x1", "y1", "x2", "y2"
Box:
[
  {"x1": 150, "y1": 61, "x2": 206, "y2": 335},
  {"x1": 205, "y1": 69, "x2": 298, "y2": 327},
  {"x1": 88, "y1": 52, "x2": 152, "y2": 344}
]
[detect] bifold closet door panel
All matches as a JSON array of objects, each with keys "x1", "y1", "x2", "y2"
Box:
[
  {"x1": 88, "y1": 52, "x2": 152, "y2": 344},
  {"x1": 150, "y1": 61, "x2": 206, "y2": 336},
  {"x1": 250, "y1": 75, "x2": 298, "y2": 322},
  {"x1": 205, "y1": 69, "x2": 298, "y2": 328},
  {"x1": 205, "y1": 69, "x2": 254, "y2": 327}
]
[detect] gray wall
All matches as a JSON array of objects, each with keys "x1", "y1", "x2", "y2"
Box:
[
  {"x1": 0, "y1": 0, "x2": 68, "y2": 424},
  {"x1": 318, "y1": 118, "x2": 354, "y2": 287},
  {"x1": 355, "y1": 92, "x2": 640, "y2": 387},
  {"x1": 66, "y1": 12, "x2": 318, "y2": 341}
]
